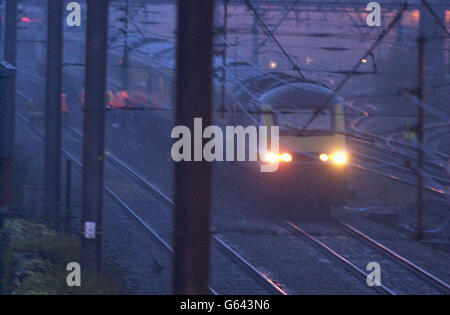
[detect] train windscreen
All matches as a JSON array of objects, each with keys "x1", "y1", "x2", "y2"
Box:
[{"x1": 276, "y1": 109, "x2": 332, "y2": 131}]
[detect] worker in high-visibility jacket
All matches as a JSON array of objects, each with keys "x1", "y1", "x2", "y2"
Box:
[{"x1": 115, "y1": 90, "x2": 129, "y2": 108}]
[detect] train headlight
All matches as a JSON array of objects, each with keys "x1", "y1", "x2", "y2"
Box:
[
  {"x1": 281, "y1": 153, "x2": 292, "y2": 162},
  {"x1": 265, "y1": 153, "x2": 278, "y2": 163},
  {"x1": 319, "y1": 153, "x2": 329, "y2": 162},
  {"x1": 331, "y1": 152, "x2": 348, "y2": 165},
  {"x1": 264, "y1": 152, "x2": 292, "y2": 163},
  {"x1": 319, "y1": 152, "x2": 347, "y2": 165}
]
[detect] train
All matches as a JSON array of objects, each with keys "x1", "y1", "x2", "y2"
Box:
[
  {"x1": 104, "y1": 36, "x2": 350, "y2": 218},
  {"x1": 31, "y1": 25, "x2": 350, "y2": 218}
]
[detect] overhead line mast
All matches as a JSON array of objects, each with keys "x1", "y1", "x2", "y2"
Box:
[
  {"x1": 173, "y1": 0, "x2": 215, "y2": 295},
  {"x1": 44, "y1": 0, "x2": 64, "y2": 229},
  {"x1": 81, "y1": 0, "x2": 110, "y2": 277}
]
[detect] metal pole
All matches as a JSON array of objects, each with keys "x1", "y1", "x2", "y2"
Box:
[
  {"x1": 81, "y1": 0, "x2": 109, "y2": 277},
  {"x1": 4, "y1": 0, "x2": 17, "y2": 66},
  {"x1": 0, "y1": 1, "x2": 3, "y2": 54},
  {"x1": 220, "y1": 0, "x2": 228, "y2": 119},
  {"x1": 44, "y1": 0, "x2": 64, "y2": 229},
  {"x1": 0, "y1": 61, "x2": 16, "y2": 207},
  {"x1": 66, "y1": 159, "x2": 72, "y2": 210},
  {"x1": 173, "y1": 0, "x2": 215, "y2": 295},
  {"x1": 121, "y1": 0, "x2": 129, "y2": 92},
  {"x1": 65, "y1": 159, "x2": 72, "y2": 233},
  {"x1": 121, "y1": 0, "x2": 130, "y2": 131},
  {"x1": 416, "y1": 35, "x2": 425, "y2": 240}
]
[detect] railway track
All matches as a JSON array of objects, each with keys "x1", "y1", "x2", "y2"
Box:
[
  {"x1": 283, "y1": 219, "x2": 450, "y2": 295},
  {"x1": 349, "y1": 100, "x2": 448, "y2": 164},
  {"x1": 16, "y1": 95, "x2": 449, "y2": 295},
  {"x1": 347, "y1": 102, "x2": 448, "y2": 196},
  {"x1": 15, "y1": 66, "x2": 448, "y2": 294},
  {"x1": 61, "y1": 101, "x2": 448, "y2": 294},
  {"x1": 15, "y1": 110, "x2": 287, "y2": 295}
]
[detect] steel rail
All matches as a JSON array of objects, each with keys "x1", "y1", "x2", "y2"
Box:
[
  {"x1": 16, "y1": 106, "x2": 286, "y2": 295},
  {"x1": 65, "y1": 124, "x2": 287, "y2": 295},
  {"x1": 351, "y1": 150, "x2": 450, "y2": 185},
  {"x1": 15, "y1": 111, "x2": 218, "y2": 295},
  {"x1": 336, "y1": 220, "x2": 450, "y2": 294},
  {"x1": 284, "y1": 220, "x2": 397, "y2": 295}
]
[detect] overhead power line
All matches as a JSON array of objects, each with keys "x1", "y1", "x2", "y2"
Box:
[
  {"x1": 243, "y1": 0, "x2": 306, "y2": 80},
  {"x1": 299, "y1": 2, "x2": 409, "y2": 134},
  {"x1": 420, "y1": 0, "x2": 450, "y2": 37}
]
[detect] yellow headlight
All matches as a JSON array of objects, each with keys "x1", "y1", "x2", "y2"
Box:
[
  {"x1": 265, "y1": 152, "x2": 278, "y2": 163},
  {"x1": 319, "y1": 153, "x2": 329, "y2": 162},
  {"x1": 264, "y1": 152, "x2": 292, "y2": 163},
  {"x1": 282, "y1": 153, "x2": 292, "y2": 162},
  {"x1": 331, "y1": 152, "x2": 347, "y2": 165}
]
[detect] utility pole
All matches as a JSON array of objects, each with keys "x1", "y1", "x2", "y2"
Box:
[
  {"x1": 121, "y1": 0, "x2": 129, "y2": 92},
  {"x1": 220, "y1": 0, "x2": 228, "y2": 119},
  {"x1": 81, "y1": 0, "x2": 109, "y2": 277},
  {"x1": 0, "y1": 0, "x2": 18, "y2": 209},
  {"x1": 173, "y1": 0, "x2": 215, "y2": 295},
  {"x1": 120, "y1": 0, "x2": 130, "y2": 133},
  {"x1": 416, "y1": 35, "x2": 425, "y2": 240},
  {"x1": 0, "y1": 62, "x2": 16, "y2": 208},
  {"x1": 44, "y1": 0, "x2": 64, "y2": 229},
  {"x1": 4, "y1": 0, "x2": 18, "y2": 66}
]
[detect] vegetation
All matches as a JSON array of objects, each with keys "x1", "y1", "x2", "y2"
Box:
[{"x1": 1, "y1": 218, "x2": 121, "y2": 295}]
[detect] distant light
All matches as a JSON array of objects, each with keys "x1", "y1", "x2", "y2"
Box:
[
  {"x1": 21, "y1": 17, "x2": 31, "y2": 23},
  {"x1": 361, "y1": 58, "x2": 367, "y2": 64},
  {"x1": 319, "y1": 153, "x2": 329, "y2": 162},
  {"x1": 305, "y1": 57, "x2": 313, "y2": 65},
  {"x1": 411, "y1": 10, "x2": 420, "y2": 23},
  {"x1": 269, "y1": 61, "x2": 277, "y2": 69}
]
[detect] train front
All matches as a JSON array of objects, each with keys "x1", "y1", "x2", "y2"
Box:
[{"x1": 256, "y1": 82, "x2": 349, "y2": 218}]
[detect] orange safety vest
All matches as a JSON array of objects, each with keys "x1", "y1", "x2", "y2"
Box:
[
  {"x1": 111, "y1": 94, "x2": 122, "y2": 108},
  {"x1": 118, "y1": 90, "x2": 129, "y2": 107},
  {"x1": 118, "y1": 90, "x2": 129, "y2": 100},
  {"x1": 61, "y1": 93, "x2": 69, "y2": 112},
  {"x1": 111, "y1": 90, "x2": 128, "y2": 108}
]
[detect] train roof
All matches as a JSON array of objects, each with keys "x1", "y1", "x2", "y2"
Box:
[{"x1": 259, "y1": 82, "x2": 344, "y2": 110}]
